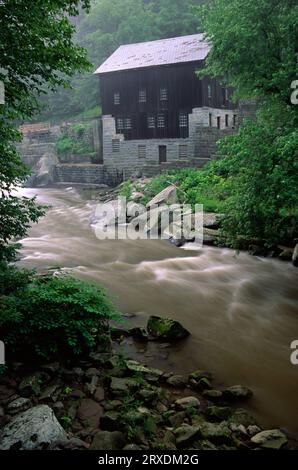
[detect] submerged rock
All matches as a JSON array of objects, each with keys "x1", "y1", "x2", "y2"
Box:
[
  {"x1": 222, "y1": 385, "x2": 253, "y2": 401},
  {"x1": 147, "y1": 316, "x2": 190, "y2": 342},
  {"x1": 0, "y1": 405, "x2": 66, "y2": 450}
]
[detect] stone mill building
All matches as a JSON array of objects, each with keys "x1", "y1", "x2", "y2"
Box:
[{"x1": 95, "y1": 33, "x2": 238, "y2": 179}]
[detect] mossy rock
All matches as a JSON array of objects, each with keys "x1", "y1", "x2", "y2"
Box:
[
  {"x1": 147, "y1": 316, "x2": 190, "y2": 342},
  {"x1": 205, "y1": 406, "x2": 232, "y2": 422}
]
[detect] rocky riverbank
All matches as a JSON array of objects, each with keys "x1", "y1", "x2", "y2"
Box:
[
  {"x1": 0, "y1": 316, "x2": 296, "y2": 451},
  {"x1": 89, "y1": 179, "x2": 298, "y2": 266}
]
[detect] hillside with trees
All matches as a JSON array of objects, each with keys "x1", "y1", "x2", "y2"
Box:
[{"x1": 34, "y1": 0, "x2": 205, "y2": 122}]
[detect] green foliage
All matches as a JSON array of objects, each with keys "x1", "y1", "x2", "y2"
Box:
[
  {"x1": 60, "y1": 415, "x2": 74, "y2": 430},
  {"x1": 139, "y1": 117, "x2": 298, "y2": 247},
  {"x1": 198, "y1": 0, "x2": 297, "y2": 104},
  {"x1": 138, "y1": 167, "x2": 226, "y2": 213},
  {"x1": 193, "y1": 0, "x2": 298, "y2": 248},
  {"x1": 0, "y1": 264, "x2": 120, "y2": 360},
  {"x1": 35, "y1": 0, "x2": 205, "y2": 122},
  {"x1": 217, "y1": 115, "x2": 298, "y2": 248},
  {"x1": 56, "y1": 122, "x2": 94, "y2": 157},
  {"x1": 120, "y1": 180, "x2": 133, "y2": 200},
  {"x1": 0, "y1": 0, "x2": 91, "y2": 261},
  {"x1": 56, "y1": 136, "x2": 92, "y2": 156}
]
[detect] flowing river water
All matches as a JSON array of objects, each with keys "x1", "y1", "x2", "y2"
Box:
[{"x1": 18, "y1": 186, "x2": 298, "y2": 434}]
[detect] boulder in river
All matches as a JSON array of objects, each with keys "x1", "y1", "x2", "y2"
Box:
[
  {"x1": 34, "y1": 152, "x2": 58, "y2": 187},
  {"x1": 0, "y1": 405, "x2": 66, "y2": 450},
  {"x1": 222, "y1": 385, "x2": 253, "y2": 401},
  {"x1": 147, "y1": 315, "x2": 190, "y2": 342},
  {"x1": 146, "y1": 185, "x2": 177, "y2": 208}
]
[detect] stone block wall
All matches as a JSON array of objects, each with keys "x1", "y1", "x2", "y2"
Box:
[
  {"x1": 55, "y1": 164, "x2": 120, "y2": 186},
  {"x1": 101, "y1": 106, "x2": 237, "y2": 179}
]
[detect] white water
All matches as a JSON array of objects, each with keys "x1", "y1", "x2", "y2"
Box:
[{"x1": 18, "y1": 187, "x2": 298, "y2": 433}]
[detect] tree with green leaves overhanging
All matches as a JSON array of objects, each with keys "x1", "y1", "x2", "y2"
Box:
[
  {"x1": 193, "y1": 0, "x2": 298, "y2": 249},
  {"x1": 198, "y1": 0, "x2": 298, "y2": 104},
  {"x1": 0, "y1": 0, "x2": 91, "y2": 262}
]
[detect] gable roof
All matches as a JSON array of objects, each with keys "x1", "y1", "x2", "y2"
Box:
[{"x1": 95, "y1": 33, "x2": 209, "y2": 75}]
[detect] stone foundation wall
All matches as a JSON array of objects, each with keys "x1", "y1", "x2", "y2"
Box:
[
  {"x1": 55, "y1": 164, "x2": 121, "y2": 186},
  {"x1": 101, "y1": 107, "x2": 238, "y2": 178}
]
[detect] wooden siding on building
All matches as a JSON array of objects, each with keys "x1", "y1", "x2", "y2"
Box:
[{"x1": 100, "y1": 62, "x2": 235, "y2": 140}]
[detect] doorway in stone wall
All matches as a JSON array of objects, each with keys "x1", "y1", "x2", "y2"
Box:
[{"x1": 159, "y1": 145, "x2": 167, "y2": 163}]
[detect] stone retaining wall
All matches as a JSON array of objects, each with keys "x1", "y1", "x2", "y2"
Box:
[{"x1": 55, "y1": 164, "x2": 121, "y2": 186}]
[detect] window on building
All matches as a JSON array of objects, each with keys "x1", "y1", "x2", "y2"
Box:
[
  {"x1": 217, "y1": 116, "x2": 221, "y2": 129},
  {"x1": 116, "y1": 118, "x2": 124, "y2": 132},
  {"x1": 160, "y1": 87, "x2": 168, "y2": 101},
  {"x1": 139, "y1": 89, "x2": 147, "y2": 103},
  {"x1": 138, "y1": 145, "x2": 146, "y2": 159},
  {"x1": 207, "y1": 84, "x2": 212, "y2": 99},
  {"x1": 112, "y1": 139, "x2": 120, "y2": 153},
  {"x1": 124, "y1": 118, "x2": 132, "y2": 130},
  {"x1": 209, "y1": 113, "x2": 212, "y2": 127},
  {"x1": 233, "y1": 114, "x2": 237, "y2": 127},
  {"x1": 225, "y1": 88, "x2": 229, "y2": 102},
  {"x1": 157, "y1": 113, "x2": 166, "y2": 128},
  {"x1": 225, "y1": 114, "x2": 229, "y2": 127},
  {"x1": 179, "y1": 144, "x2": 188, "y2": 159},
  {"x1": 179, "y1": 112, "x2": 188, "y2": 128},
  {"x1": 147, "y1": 115, "x2": 156, "y2": 128},
  {"x1": 114, "y1": 92, "x2": 120, "y2": 105}
]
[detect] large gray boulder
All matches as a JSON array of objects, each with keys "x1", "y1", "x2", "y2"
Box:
[
  {"x1": 0, "y1": 405, "x2": 66, "y2": 450},
  {"x1": 146, "y1": 185, "x2": 177, "y2": 208},
  {"x1": 34, "y1": 152, "x2": 58, "y2": 187}
]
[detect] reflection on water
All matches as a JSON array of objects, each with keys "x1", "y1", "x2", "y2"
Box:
[{"x1": 18, "y1": 187, "x2": 298, "y2": 433}]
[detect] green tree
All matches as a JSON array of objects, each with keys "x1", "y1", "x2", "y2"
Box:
[
  {"x1": 196, "y1": 0, "x2": 298, "y2": 248},
  {"x1": 199, "y1": 0, "x2": 298, "y2": 104},
  {"x1": 0, "y1": 0, "x2": 91, "y2": 261},
  {"x1": 35, "y1": 0, "x2": 205, "y2": 122}
]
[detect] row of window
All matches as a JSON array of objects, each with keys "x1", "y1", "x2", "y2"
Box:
[
  {"x1": 116, "y1": 113, "x2": 188, "y2": 132},
  {"x1": 114, "y1": 85, "x2": 230, "y2": 106},
  {"x1": 209, "y1": 113, "x2": 238, "y2": 129},
  {"x1": 112, "y1": 140, "x2": 188, "y2": 159},
  {"x1": 114, "y1": 87, "x2": 168, "y2": 106}
]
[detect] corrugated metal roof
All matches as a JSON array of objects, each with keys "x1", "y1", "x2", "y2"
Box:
[{"x1": 95, "y1": 33, "x2": 209, "y2": 75}]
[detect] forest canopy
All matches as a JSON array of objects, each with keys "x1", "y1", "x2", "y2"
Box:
[{"x1": 34, "y1": 0, "x2": 205, "y2": 122}]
